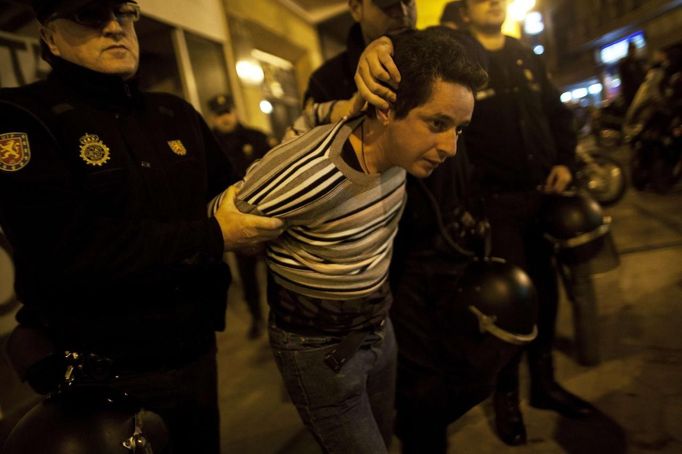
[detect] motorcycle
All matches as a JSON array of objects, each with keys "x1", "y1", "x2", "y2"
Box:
[
  {"x1": 590, "y1": 97, "x2": 628, "y2": 148},
  {"x1": 574, "y1": 141, "x2": 628, "y2": 206}
]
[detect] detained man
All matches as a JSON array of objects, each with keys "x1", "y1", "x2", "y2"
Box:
[{"x1": 210, "y1": 27, "x2": 487, "y2": 453}]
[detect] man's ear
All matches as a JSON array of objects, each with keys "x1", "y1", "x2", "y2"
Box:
[
  {"x1": 375, "y1": 106, "x2": 394, "y2": 126},
  {"x1": 40, "y1": 25, "x2": 60, "y2": 57},
  {"x1": 349, "y1": 0, "x2": 363, "y2": 22}
]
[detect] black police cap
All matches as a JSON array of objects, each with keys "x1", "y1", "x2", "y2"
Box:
[
  {"x1": 31, "y1": 0, "x2": 132, "y2": 23},
  {"x1": 208, "y1": 94, "x2": 234, "y2": 114}
]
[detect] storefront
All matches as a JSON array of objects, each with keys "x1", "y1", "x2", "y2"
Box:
[{"x1": 0, "y1": 0, "x2": 323, "y2": 137}]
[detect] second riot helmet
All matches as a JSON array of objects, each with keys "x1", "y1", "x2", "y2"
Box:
[{"x1": 454, "y1": 257, "x2": 538, "y2": 345}]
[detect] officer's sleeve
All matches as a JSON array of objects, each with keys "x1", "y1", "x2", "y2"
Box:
[
  {"x1": 284, "y1": 101, "x2": 337, "y2": 141},
  {"x1": 0, "y1": 105, "x2": 224, "y2": 285},
  {"x1": 536, "y1": 55, "x2": 577, "y2": 170}
]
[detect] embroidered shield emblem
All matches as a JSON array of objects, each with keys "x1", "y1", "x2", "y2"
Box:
[
  {"x1": 0, "y1": 132, "x2": 31, "y2": 172},
  {"x1": 168, "y1": 140, "x2": 187, "y2": 156},
  {"x1": 79, "y1": 133, "x2": 110, "y2": 166}
]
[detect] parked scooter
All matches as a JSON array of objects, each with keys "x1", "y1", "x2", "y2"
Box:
[
  {"x1": 590, "y1": 97, "x2": 628, "y2": 148},
  {"x1": 574, "y1": 141, "x2": 628, "y2": 206}
]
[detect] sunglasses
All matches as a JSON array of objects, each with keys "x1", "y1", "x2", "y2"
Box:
[{"x1": 49, "y1": 2, "x2": 140, "y2": 28}]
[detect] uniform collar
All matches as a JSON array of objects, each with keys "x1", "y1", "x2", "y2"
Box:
[{"x1": 47, "y1": 57, "x2": 141, "y2": 109}]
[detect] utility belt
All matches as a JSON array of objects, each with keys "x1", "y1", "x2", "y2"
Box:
[{"x1": 6, "y1": 323, "x2": 215, "y2": 394}]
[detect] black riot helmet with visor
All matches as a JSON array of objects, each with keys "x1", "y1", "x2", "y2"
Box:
[{"x1": 33, "y1": 0, "x2": 140, "y2": 27}]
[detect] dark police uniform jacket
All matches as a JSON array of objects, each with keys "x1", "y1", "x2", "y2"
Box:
[
  {"x1": 0, "y1": 58, "x2": 235, "y2": 364},
  {"x1": 303, "y1": 23, "x2": 365, "y2": 106},
  {"x1": 465, "y1": 36, "x2": 576, "y2": 192}
]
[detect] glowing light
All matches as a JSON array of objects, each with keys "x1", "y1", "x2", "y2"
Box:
[
  {"x1": 533, "y1": 45, "x2": 545, "y2": 55},
  {"x1": 508, "y1": 0, "x2": 536, "y2": 22},
  {"x1": 588, "y1": 83, "x2": 603, "y2": 95},
  {"x1": 524, "y1": 11, "x2": 544, "y2": 35},
  {"x1": 560, "y1": 92, "x2": 572, "y2": 103},
  {"x1": 599, "y1": 32, "x2": 646, "y2": 64},
  {"x1": 236, "y1": 60, "x2": 264, "y2": 85},
  {"x1": 259, "y1": 100, "x2": 273, "y2": 114},
  {"x1": 571, "y1": 88, "x2": 588, "y2": 99}
]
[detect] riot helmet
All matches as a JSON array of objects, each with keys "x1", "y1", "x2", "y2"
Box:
[
  {"x1": 3, "y1": 387, "x2": 169, "y2": 454},
  {"x1": 541, "y1": 191, "x2": 618, "y2": 270},
  {"x1": 454, "y1": 257, "x2": 538, "y2": 345}
]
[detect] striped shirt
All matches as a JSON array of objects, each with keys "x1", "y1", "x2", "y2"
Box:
[{"x1": 216, "y1": 116, "x2": 406, "y2": 301}]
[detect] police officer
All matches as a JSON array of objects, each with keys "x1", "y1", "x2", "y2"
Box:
[
  {"x1": 0, "y1": 1, "x2": 282, "y2": 452},
  {"x1": 208, "y1": 93, "x2": 272, "y2": 339},
  {"x1": 303, "y1": 0, "x2": 416, "y2": 106},
  {"x1": 457, "y1": 0, "x2": 594, "y2": 445}
]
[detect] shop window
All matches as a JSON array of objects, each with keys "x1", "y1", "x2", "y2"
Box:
[
  {"x1": 0, "y1": 0, "x2": 46, "y2": 88},
  {"x1": 135, "y1": 16, "x2": 183, "y2": 98},
  {"x1": 185, "y1": 31, "x2": 231, "y2": 116}
]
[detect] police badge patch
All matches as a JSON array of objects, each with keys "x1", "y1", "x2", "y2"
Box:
[
  {"x1": 0, "y1": 132, "x2": 31, "y2": 172},
  {"x1": 79, "y1": 133, "x2": 110, "y2": 166},
  {"x1": 168, "y1": 140, "x2": 187, "y2": 156}
]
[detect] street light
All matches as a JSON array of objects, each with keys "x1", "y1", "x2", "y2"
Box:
[
  {"x1": 508, "y1": 0, "x2": 536, "y2": 22},
  {"x1": 524, "y1": 11, "x2": 544, "y2": 35},
  {"x1": 236, "y1": 60, "x2": 264, "y2": 85}
]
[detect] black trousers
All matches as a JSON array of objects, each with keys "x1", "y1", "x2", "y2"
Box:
[
  {"x1": 391, "y1": 258, "x2": 520, "y2": 453},
  {"x1": 484, "y1": 191, "x2": 560, "y2": 392},
  {"x1": 235, "y1": 252, "x2": 263, "y2": 321}
]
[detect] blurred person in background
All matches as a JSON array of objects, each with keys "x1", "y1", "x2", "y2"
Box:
[
  {"x1": 618, "y1": 41, "x2": 646, "y2": 108},
  {"x1": 208, "y1": 93, "x2": 272, "y2": 339}
]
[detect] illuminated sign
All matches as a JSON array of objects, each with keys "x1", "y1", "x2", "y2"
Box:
[{"x1": 599, "y1": 31, "x2": 646, "y2": 65}]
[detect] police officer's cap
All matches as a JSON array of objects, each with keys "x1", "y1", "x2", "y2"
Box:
[
  {"x1": 31, "y1": 0, "x2": 134, "y2": 23},
  {"x1": 373, "y1": 0, "x2": 411, "y2": 9},
  {"x1": 208, "y1": 94, "x2": 235, "y2": 115}
]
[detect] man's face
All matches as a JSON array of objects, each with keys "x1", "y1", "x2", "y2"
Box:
[
  {"x1": 41, "y1": 2, "x2": 140, "y2": 79},
  {"x1": 212, "y1": 110, "x2": 239, "y2": 134},
  {"x1": 462, "y1": 0, "x2": 507, "y2": 32},
  {"x1": 385, "y1": 79, "x2": 474, "y2": 178},
  {"x1": 349, "y1": 0, "x2": 417, "y2": 43}
]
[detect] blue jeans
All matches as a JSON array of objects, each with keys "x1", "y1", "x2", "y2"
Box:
[{"x1": 269, "y1": 318, "x2": 397, "y2": 454}]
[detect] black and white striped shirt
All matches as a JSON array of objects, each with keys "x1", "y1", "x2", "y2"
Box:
[{"x1": 216, "y1": 116, "x2": 406, "y2": 300}]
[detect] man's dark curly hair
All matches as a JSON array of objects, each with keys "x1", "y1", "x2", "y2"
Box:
[{"x1": 390, "y1": 26, "x2": 488, "y2": 119}]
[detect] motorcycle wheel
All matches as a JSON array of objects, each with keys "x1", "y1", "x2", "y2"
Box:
[{"x1": 576, "y1": 154, "x2": 628, "y2": 206}]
